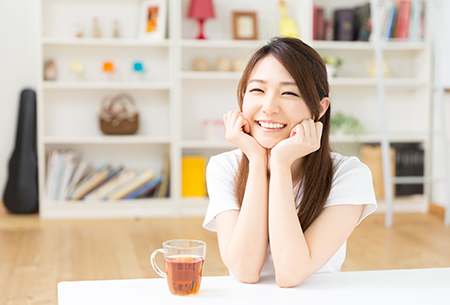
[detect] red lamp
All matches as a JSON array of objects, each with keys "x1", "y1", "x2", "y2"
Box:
[{"x1": 188, "y1": 0, "x2": 215, "y2": 39}]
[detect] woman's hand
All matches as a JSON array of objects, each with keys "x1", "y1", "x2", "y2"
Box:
[
  {"x1": 270, "y1": 119, "x2": 323, "y2": 167},
  {"x1": 223, "y1": 111, "x2": 267, "y2": 162}
]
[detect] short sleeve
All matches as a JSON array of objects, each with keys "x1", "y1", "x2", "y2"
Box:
[
  {"x1": 325, "y1": 156, "x2": 377, "y2": 225},
  {"x1": 202, "y1": 152, "x2": 241, "y2": 232}
]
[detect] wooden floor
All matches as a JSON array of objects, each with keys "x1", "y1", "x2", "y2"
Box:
[{"x1": 1, "y1": 204, "x2": 449, "y2": 305}]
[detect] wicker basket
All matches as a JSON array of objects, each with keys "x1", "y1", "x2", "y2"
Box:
[{"x1": 99, "y1": 93, "x2": 139, "y2": 135}]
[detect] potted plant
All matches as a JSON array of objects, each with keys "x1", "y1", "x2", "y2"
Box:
[{"x1": 322, "y1": 54, "x2": 342, "y2": 78}]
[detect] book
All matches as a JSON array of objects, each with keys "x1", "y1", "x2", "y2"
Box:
[
  {"x1": 393, "y1": 143, "x2": 424, "y2": 196},
  {"x1": 107, "y1": 169, "x2": 156, "y2": 200},
  {"x1": 66, "y1": 159, "x2": 91, "y2": 198},
  {"x1": 157, "y1": 155, "x2": 171, "y2": 198},
  {"x1": 385, "y1": 2, "x2": 398, "y2": 39},
  {"x1": 70, "y1": 164, "x2": 110, "y2": 200},
  {"x1": 81, "y1": 164, "x2": 123, "y2": 199},
  {"x1": 123, "y1": 174, "x2": 163, "y2": 200},
  {"x1": 355, "y1": 3, "x2": 371, "y2": 41},
  {"x1": 45, "y1": 150, "x2": 60, "y2": 200},
  {"x1": 57, "y1": 152, "x2": 78, "y2": 201},
  {"x1": 409, "y1": 0, "x2": 420, "y2": 41},
  {"x1": 394, "y1": 1, "x2": 412, "y2": 39},
  {"x1": 379, "y1": 0, "x2": 393, "y2": 41},
  {"x1": 334, "y1": 8, "x2": 354, "y2": 41},
  {"x1": 316, "y1": 6, "x2": 325, "y2": 40},
  {"x1": 85, "y1": 169, "x2": 138, "y2": 201},
  {"x1": 182, "y1": 155, "x2": 206, "y2": 197}
]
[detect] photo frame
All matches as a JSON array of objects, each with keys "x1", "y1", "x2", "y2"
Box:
[
  {"x1": 139, "y1": 0, "x2": 167, "y2": 41},
  {"x1": 232, "y1": 11, "x2": 258, "y2": 40}
]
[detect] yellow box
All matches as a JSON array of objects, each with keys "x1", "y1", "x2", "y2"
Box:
[{"x1": 182, "y1": 156, "x2": 206, "y2": 197}]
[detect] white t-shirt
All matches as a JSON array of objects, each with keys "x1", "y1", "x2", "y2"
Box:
[{"x1": 203, "y1": 149, "x2": 377, "y2": 276}]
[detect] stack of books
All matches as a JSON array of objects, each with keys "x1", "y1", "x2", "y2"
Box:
[
  {"x1": 45, "y1": 150, "x2": 170, "y2": 201},
  {"x1": 313, "y1": 1, "x2": 426, "y2": 42}
]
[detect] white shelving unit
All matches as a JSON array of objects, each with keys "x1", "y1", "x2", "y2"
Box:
[{"x1": 38, "y1": 0, "x2": 437, "y2": 221}]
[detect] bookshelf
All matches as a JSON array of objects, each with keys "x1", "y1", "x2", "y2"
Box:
[{"x1": 38, "y1": 0, "x2": 437, "y2": 221}]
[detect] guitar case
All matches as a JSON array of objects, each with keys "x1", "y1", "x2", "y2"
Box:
[{"x1": 3, "y1": 89, "x2": 39, "y2": 213}]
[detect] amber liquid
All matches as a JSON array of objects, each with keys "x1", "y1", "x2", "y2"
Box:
[{"x1": 165, "y1": 255, "x2": 204, "y2": 296}]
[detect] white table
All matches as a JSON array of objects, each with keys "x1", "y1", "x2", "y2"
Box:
[{"x1": 58, "y1": 268, "x2": 450, "y2": 305}]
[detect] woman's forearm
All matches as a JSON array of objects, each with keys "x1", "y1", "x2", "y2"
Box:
[
  {"x1": 222, "y1": 158, "x2": 269, "y2": 282},
  {"x1": 268, "y1": 162, "x2": 313, "y2": 287}
]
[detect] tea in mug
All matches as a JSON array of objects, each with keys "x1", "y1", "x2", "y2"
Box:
[{"x1": 165, "y1": 255, "x2": 205, "y2": 296}]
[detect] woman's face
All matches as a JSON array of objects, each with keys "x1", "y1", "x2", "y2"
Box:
[{"x1": 242, "y1": 55, "x2": 313, "y2": 149}]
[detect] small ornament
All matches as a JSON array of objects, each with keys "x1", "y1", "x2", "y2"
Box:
[
  {"x1": 193, "y1": 57, "x2": 211, "y2": 71},
  {"x1": 102, "y1": 61, "x2": 115, "y2": 81},
  {"x1": 215, "y1": 57, "x2": 232, "y2": 72},
  {"x1": 232, "y1": 57, "x2": 247, "y2": 72},
  {"x1": 279, "y1": 1, "x2": 299, "y2": 38},
  {"x1": 92, "y1": 17, "x2": 101, "y2": 38},
  {"x1": 44, "y1": 59, "x2": 57, "y2": 81},
  {"x1": 75, "y1": 23, "x2": 84, "y2": 38},
  {"x1": 131, "y1": 61, "x2": 146, "y2": 81},
  {"x1": 112, "y1": 20, "x2": 120, "y2": 38},
  {"x1": 69, "y1": 60, "x2": 84, "y2": 81}
]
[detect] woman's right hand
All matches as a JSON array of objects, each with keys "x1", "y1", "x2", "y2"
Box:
[{"x1": 223, "y1": 111, "x2": 267, "y2": 162}]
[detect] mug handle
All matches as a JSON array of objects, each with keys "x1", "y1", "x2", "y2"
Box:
[{"x1": 150, "y1": 248, "x2": 166, "y2": 278}]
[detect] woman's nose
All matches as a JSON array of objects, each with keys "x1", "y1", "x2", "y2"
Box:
[{"x1": 261, "y1": 94, "x2": 280, "y2": 114}]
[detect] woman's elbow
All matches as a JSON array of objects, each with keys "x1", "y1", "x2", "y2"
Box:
[
  {"x1": 232, "y1": 270, "x2": 261, "y2": 284},
  {"x1": 275, "y1": 273, "x2": 310, "y2": 288}
]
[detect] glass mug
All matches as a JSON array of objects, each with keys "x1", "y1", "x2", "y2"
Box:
[{"x1": 150, "y1": 239, "x2": 206, "y2": 296}]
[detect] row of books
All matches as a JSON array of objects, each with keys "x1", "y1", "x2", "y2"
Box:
[
  {"x1": 313, "y1": 3, "x2": 371, "y2": 41},
  {"x1": 393, "y1": 143, "x2": 424, "y2": 196},
  {"x1": 361, "y1": 143, "x2": 424, "y2": 200},
  {"x1": 313, "y1": 1, "x2": 426, "y2": 42},
  {"x1": 379, "y1": 0, "x2": 425, "y2": 41},
  {"x1": 45, "y1": 150, "x2": 170, "y2": 201}
]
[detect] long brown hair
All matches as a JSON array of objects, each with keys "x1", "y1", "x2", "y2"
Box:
[{"x1": 234, "y1": 37, "x2": 333, "y2": 231}]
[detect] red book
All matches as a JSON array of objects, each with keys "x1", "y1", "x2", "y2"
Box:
[
  {"x1": 317, "y1": 7, "x2": 325, "y2": 40},
  {"x1": 395, "y1": 1, "x2": 412, "y2": 39},
  {"x1": 313, "y1": 5, "x2": 317, "y2": 40}
]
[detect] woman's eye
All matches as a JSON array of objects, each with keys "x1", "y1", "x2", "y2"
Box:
[
  {"x1": 283, "y1": 91, "x2": 299, "y2": 97},
  {"x1": 249, "y1": 88, "x2": 264, "y2": 93}
]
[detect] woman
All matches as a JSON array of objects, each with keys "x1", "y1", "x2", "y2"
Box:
[{"x1": 203, "y1": 37, "x2": 377, "y2": 287}]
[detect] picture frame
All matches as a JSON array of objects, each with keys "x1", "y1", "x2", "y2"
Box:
[
  {"x1": 232, "y1": 11, "x2": 258, "y2": 40},
  {"x1": 139, "y1": 0, "x2": 167, "y2": 41}
]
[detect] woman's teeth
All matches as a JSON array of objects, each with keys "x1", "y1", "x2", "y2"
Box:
[{"x1": 258, "y1": 121, "x2": 285, "y2": 129}]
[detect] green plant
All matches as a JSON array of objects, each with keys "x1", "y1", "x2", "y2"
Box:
[
  {"x1": 330, "y1": 112, "x2": 364, "y2": 136},
  {"x1": 322, "y1": 55, "x2": 342, "y2": 67}
]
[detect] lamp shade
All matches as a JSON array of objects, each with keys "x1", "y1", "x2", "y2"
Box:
[{"x1": 188, "y1": 0, "x2": 215, "y2": 19}]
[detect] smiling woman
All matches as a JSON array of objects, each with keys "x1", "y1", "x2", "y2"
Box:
[{"x1": 202, "y1": 37, "x2": 377, "y2": 287}]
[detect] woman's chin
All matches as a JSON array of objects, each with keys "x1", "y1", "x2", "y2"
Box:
[{"x1": 255, "y1": 137, "x2": 282, "y2": 150}]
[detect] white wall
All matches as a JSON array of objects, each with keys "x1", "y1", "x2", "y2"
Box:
[
  {"x1": 0, "y1": 0, "x2": 449, "y2": 208},
  {"x1": 0, "y1": 0, "x2": 39, "y2": 196}
]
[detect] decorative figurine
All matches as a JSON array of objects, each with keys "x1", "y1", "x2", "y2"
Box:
[
  {"x1": 131, "y1": 61, "x2": 146, "y2": 81},
  {"x1": 112, "y1": 20, "x2": 120, "y2": 38},
  {"x1": 279, "y1": 1, "x2": 299, "y2": 38},
  {"x1": 75, "y1": 23, "x2": 84, "y2": 38},
  {"x1": 232, "y1": 57, "x2": 247, "y2": 72},
  {"x1": 365, "y1": 56, "x2": 390, "y2": 78},
  {"x1": 69, "y1": 60, "x2": 84, "y2": 81},
  {"x1": 193, "y1": 57, "x2": 211, "y2": 71},
  {"x1": 92, "y1": 17, "x2": 101, "y2": 38},
  {"x1": 102, "y1": 61, "x2": 115, "y2": 81},
  {"x1": 44, "y1": 59, "x2": 57, "y2": 81},
  {"x1": 215, "y1": 57, "x2": 233, "y2": 72}
]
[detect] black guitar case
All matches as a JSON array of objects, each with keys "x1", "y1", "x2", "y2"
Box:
[{"x1": 3, "y1": 89, "x2": 39, "y2": 213}]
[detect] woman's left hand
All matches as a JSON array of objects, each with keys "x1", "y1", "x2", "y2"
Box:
[{"x1": 270, "y1": 119, "x2": 323, "y2": 167}]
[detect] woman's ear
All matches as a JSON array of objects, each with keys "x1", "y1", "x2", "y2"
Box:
[{"x1": 318, "y1": 97, "x2": 330, "y2": 119}]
